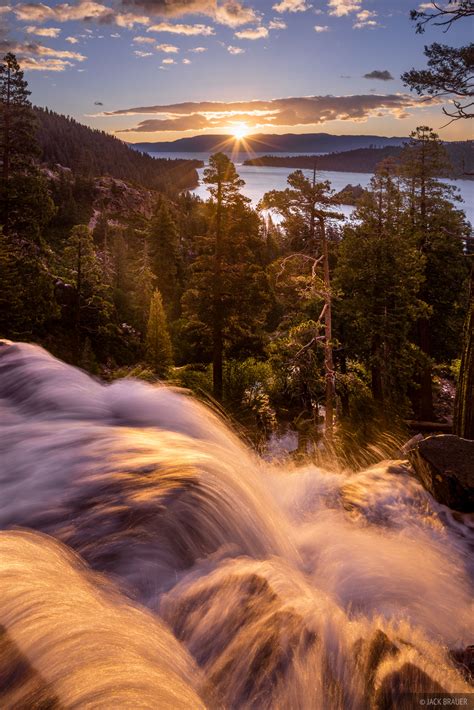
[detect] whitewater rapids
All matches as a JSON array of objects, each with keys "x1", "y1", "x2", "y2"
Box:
[{"x1": 0, "y1": 341, "x2": 472, "y2": 709}]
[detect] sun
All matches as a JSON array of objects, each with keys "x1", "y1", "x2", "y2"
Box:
[{"x1": 231, "y1": 123, "x2": 249, "y2": 141}]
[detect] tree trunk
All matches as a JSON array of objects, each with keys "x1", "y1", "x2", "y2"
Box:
[
  {"x1": 319, "y1": 216, "x2": 334, "y2": 440},
  {"x1": 454, "y1": 267, "x2": 474, "y2": 439},
  {"x1": 212, "y1": 181, "x2": 223, "y2": 400}
]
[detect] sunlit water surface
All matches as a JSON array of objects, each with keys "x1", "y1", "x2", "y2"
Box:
[{"x1": 151, "y1": 151, "x2": 474, "y2": 226}]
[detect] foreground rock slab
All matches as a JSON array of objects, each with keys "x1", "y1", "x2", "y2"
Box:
[{"x1": 408, "y1": 434, "x2": 474, "y2": 512}]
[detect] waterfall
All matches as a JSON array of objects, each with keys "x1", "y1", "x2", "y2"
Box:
[{"x1": 0, "y1": 341, "x2": 472, "y2": 709}]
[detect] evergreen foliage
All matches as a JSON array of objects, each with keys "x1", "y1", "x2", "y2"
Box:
[
  {"x1": 35, "y1": 106, "x2": 202, "y2": 194},
  {"x1": 146, "y1": 289, "x2": 173, "y2": 375}
]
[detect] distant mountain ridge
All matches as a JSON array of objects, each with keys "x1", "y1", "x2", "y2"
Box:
[{"x1": 130, "y1": 132, "x2": 407, "y2": 154}]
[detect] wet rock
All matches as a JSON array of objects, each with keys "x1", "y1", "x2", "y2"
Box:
[
  {"x1": 408, "y1": 435, "x2": 474, "y2": 512},
  {"x1": 450, "y1": 645, "x2": 474, "y2": 685},
  {"x1": 163, "y1": 567, "x2": 321, "y2": 710},
  {"x1": 374, "y1": 663, "x2": 447, "y2": 709}
]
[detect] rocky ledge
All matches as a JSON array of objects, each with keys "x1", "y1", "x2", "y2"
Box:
[{"x1": 408, "y1": 434, "x2": 474, "y2": 512}]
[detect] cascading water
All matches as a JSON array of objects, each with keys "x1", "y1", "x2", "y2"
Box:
[{"x1": 0, "y1": 341, "x2": 472, "y2": 709}]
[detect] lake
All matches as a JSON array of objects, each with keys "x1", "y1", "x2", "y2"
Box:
[{"x1": 149, "y1": 151, "x2": 474, "y2": 226}]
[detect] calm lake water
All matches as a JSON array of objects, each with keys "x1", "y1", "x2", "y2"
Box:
[{"x1": 150, "y1": 151, "x2": 474, "y2": 226}]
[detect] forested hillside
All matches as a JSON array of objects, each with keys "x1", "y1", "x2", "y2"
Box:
[
  {"x1": 35, "y1": 107, "x2": 202, "y2": 194},
  {"x1": 1, "y1": 53, "x2": 472, "y2": 456}
]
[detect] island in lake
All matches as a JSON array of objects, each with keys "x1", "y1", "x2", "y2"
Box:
[{"x1": 243, "y1": 143, "x2": 474, "y2": 179}]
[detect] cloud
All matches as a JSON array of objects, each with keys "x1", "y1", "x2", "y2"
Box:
[
  {"x1": 114, "y1": 12, "x2": 150, "y2": 27},
  {"x1": 214, "y1": 1, "x2": 259, "y2": 27},
  {"x1": 1, "y1": 39, "x2": 86, "y2": 59},
  {"x1": 314, "y1": 24, "x2": 328, "y2": 32},
  {"x1": 119, "y1": 0, "x2": 259, "y2": 27},
  {"x1": 19, "y1": 57, "x2": 74, "y2": 70},
  {"x1": 110, "y1": 31, "x2": 121, "y2": 36},
  {"x1": 94, "y1": 100, "x2": 103, "y2": 104},
  {"x1": 0, "y1": 38, "x2": 86, "y2": 70},
  {"x1": 227, "y1": 44, "x2": 244, "y2": 53},
  {"x1": 132, "y1": 35, "x2": 155, "y2": 42},
  {"x1": 189, "y1": 45, "x2": 207, "y2": 51},
  {"x1": 234, "y1": 25, "x2": 268, "y2": 39},
  {"x1": 147, "y1": 21, "x2": 215, "y2": 34},
  {"x1": 162, "y1": 57, "x2": 175, "y2": 63},
  {"x1": 14, "y1": 1, "x2": 112, "y2": 23},
  {"x1": 327, "y1": 0, "x2": 361, "y2": 17},
  {"x1": 108, "y1": 93, "x2": 433, "y2": 133},
  {"x1": 65, "y1": 35, "x2": 79, "y2": 42},
  {"x1": 12, "y1": 0, "x2": 260, "y2": 32},
  {"x1": 268, "y1": 18, "x2": 286, "y2": 29},
  {"x1": 182, "y1": 57, "x2": 191, "y2": 63},
  {"x1": 156, "y1": 42, "x2": 179, "y2": 51},
  {"x1": 119, "y1": 113, "x2": 210, "y2": 131},
  {"x1": 119, "y1": 0, "x2": 214, "y2": 16},
  {"x1": 363, "y1": 69, "x2": 393, "y2": 81},
  {"x1": 134, "y1": 49, "x2": 153, "y2": 55},
  {"x1": 25, "y1": 25, "x2": 61, "y2": 37},
  {"x1": 273, "y1": 0, "x2": 311, "y2": 12},
  {"x1": 353, "y1": 9, "x2": 378, "y2": 28},
  {"x1": 0, "y1": 6, "x2": 12, "y2": 14}
]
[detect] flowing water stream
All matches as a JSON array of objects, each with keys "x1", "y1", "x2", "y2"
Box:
[{"x1": 0, "y1": 341, "x2": 472, "y2": 708}]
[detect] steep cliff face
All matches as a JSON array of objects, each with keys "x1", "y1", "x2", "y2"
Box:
[{"x1": 89, "y1": 176, "x2": 155, "y2": 226}]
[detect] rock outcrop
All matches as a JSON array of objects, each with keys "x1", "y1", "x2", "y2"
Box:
[{"x1": 408, "y1": 434, "x2": 474, "y2": 512}]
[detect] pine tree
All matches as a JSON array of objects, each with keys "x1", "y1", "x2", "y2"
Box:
[
  {"x1": 0, "y1": 53, "x2": 40, "y2": 234},
  {"x1": 335, "y1": 160, "x2": 425, "y2": 413},
  {"x1": 400, "y1": 127, "x2": 469, "y2": 420},
  {"x1": 262, "y1": 168, "x2": 343, "y2": 438},
  {"x1": 146, "y1": 289, "x2": 173, "y2": 375},
  {"x1": 454, "y1": 268, "x2": 474, "y2": 439},
  {"x1": 147, "y1": 200, "x2": 180, "y2": 313},
  {"x1": 61, "y1": 224, "x2": 113, "y2": 361},
  {"x1": 203, "y1": 152, "x2": 247, "y2": 400},
  {"x1": 132, "y1": 238, "x2": 156, "y2": 334}
]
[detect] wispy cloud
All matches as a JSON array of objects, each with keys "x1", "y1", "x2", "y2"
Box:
[
  {"x1": 227, "y1": 44, "x2": 245, "y2": 53},
  {"x1": 147, "y1": 21, "x2": 215, "y2": 35},
  {"x1": 353, "y1": 9, "x2": 379, "y2": 28},
  {"x1": 314, "y1": 24, "x2": 329, "y2": 32},
  {"x1": 132, "y1": 35, "x2": 155, "y2": 43},
  {"x1": 65, "y1": 36, "x2": 79, "y2": 43},
  {"x1": 327, "y1": 0, "x2": 361, "y2": 17},
  {"x1": 234, "y1": 25, "x2": 268, "y2": 39},
  {"x1": 273, "y1": 0, "x2": 311, "y2": 12},
  {"x1": 0, "y1": 38, "x2": 87, "y2": 71},
  {"x1": 156, "y1": 42, "x2": 179, "y2": 52},
  {"x1": 268, "y1": 18, "x2": 286, "y2": 29},
  {"x1": 25, "y1": 25, "x2": 61, "y2": 37},
  {"x1": 106, "y1": 94, "x2": 433, "y2": 133},
  {"x1": 14, "y1": 1, "x2": 111, "y2": 23}
]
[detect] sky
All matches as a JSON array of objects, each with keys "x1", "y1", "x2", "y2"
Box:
[{"x1": 1, "y1": 0, "x2": 472, "y2": 143}]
